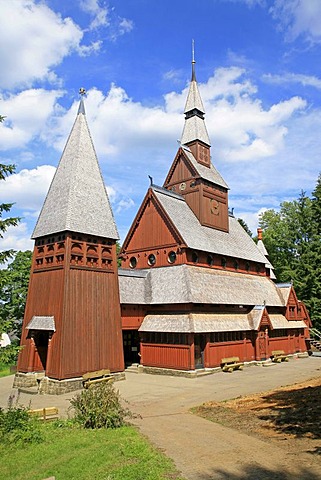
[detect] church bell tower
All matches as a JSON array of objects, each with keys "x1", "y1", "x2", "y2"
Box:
[{"x1": 15, "y1": 91, "x2": 124, "y2": 393}]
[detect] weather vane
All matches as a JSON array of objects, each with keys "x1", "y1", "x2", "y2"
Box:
[
  {"x1": 79, "y1": 87, "x2": 86, "y2": 96},
  {"x1": 192, "y1": 39, "x2": 195, "y2": 64}
]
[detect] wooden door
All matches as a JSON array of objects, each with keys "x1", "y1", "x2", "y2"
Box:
[
  {"x1": 256, "y1": 330, "x2": 269, "y2": 360},
  {"x1": 123, "y1": 330, "x2": 140, "y2": 365}
]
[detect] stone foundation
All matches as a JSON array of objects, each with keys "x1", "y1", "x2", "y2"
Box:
[
  {"x1": 13, "y1": 371, "x2": 126, "y2": 395},
  {"x1": 13, "y1": 372, "x2": 45, "y2": 389}
]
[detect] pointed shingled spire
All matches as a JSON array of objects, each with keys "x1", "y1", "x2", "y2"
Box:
[
  {"x1": 32, "y1": 92, "x2": 119, "y2": 240},
  {"x1": 181, "y1": 43, "x2": 210, "y2": 146}
]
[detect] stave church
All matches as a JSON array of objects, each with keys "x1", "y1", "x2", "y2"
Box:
[{"x1": 14, "y1": 56, "x2": 311, "y2": 393}]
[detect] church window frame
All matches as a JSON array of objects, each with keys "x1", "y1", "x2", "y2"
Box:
[
  {"x1": 129, "y1": 256, "x2": 137, "y2": 269},
  {"x1": 167, "y1": 251, "x2": 177, "y2": 264},
  {"x1": 148, "y1": 253, "x2": 156, "y2": 266}
]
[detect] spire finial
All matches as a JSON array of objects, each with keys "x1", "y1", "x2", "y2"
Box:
[
  {"x1": 191, "y1": 39, "x2": 196, "y2": 81},
  {"x1": 78, "y1": 87, "x2": 86, "y2": 115}
]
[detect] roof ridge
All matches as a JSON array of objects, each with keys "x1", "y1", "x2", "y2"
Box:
[{"x1": 152, "y1": 184, "x2": 185, "y2": 201}]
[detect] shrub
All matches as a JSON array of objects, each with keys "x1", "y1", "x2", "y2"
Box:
[
  {"x1": 70, "y1": 382, "x2": 132, "y2": 429},
  {"x1": 0, "y1": 404, "x2": 43, "y2": 445}
]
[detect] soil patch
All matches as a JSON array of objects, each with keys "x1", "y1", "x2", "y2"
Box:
[{"x1": 193, "y1": 376, "x2": 321, "y2": 457}]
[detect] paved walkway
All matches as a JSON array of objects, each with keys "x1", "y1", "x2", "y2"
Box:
[{"x1": 1, "y1": 356, "x2": 321, "y2": 479}]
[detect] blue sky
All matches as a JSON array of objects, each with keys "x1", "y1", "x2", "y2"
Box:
[{"x1": 1, "y1": 0, "x2": 321, "y2": 253}]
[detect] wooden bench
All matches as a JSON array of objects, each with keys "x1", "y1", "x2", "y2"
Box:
[
  {"x1": 82, "y1": 369, "x2": 114, "y2": 389},
  {"x1": 271, "y1": 350, "x2": 288, "y2": 363},
  {"x1": 221, "y1": 357, "x2": 244, "y2": 373},
  {"x1": 28, "y1": 407, "x2": 59, "y2": 421}
]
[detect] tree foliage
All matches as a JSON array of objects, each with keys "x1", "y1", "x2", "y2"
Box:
[
  {"x1": 259, "y1": 174, "x2": 321, "y2": 329},
  {"x1": 237, "y1": 218, "x2": 252, "y2": 237},
  {"x1": 0, "y1": 251, "x2": 32, "y2": 338},
  {"x1": 0, "y1": 116, "x2": 20, "y2": 263},
  {"x1": 0, "y1": 122, "x2": 25, "y2": 362},
  {"x1": 0, "y1": 164, "x2": 20, "y2": 264}
]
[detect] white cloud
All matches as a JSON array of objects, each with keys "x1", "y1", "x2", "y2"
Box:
[
  {"x1": 0, "y1": 222, "x2": 34, "y2": 254},
  {"x1": 0, "y1": 89, "x2": 64, "y2": 150},
  {"x1": 0, "y1": 0, "x2": 83, "y2": 89},
  {"x1": 46, "y1": 85, "x2": 181, "y2": 158},
  {"x1": 0, "y1": 165, "x2": 56, "y2": 211},
  {"x1": 80, "y1": 0, "x2": 109, "y2": 29},
  {"x1": 263, "y1": 72, "x2": 321, "y2": 89},
  {"x1": 271, "y1": 0, "x2": 321, "y2": 43},
  {"x1": 115, "y1": 197, "x2": 135, "y2": 214},
  {"x1": 78, "y1": 40, "x2": 102, "y2": 57},
  {"x1": 36, "y1": 67, "x2": 307, "y2": 171},
  {"x1": 228, "y1": 0, "x2": 266, "y2": 7},
  {"x1": 118, "y1": 18, "x2": 134, "y2": 35}
]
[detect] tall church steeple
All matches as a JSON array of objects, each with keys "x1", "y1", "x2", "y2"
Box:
[
  {"x1": 181, "y1": 42, "x2": 211, "y2": 167},
  {"x1": 15, "y1": 89, "x2": 124, "y2": 392}
]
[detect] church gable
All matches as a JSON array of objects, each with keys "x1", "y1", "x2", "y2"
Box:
[
  {"x1": 164, "y1": 149, "x2": 197, "y2": 188},
  {"x1": 121, "y1": 189, "x2": 184, "y2": 259},
  {"x1": 286, "y1": 287, "x2": 301, "y2": 320},
  {"x1": 259, "y1": 308, "x2": 273, "y2": 329}
]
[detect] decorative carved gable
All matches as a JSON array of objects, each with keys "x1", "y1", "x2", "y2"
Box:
[
  {"x1": 258, "y1": 307, "x2": 273, "y2": 330},
  {"x1": 121, "y1": 189, "x2": 184, "y2": 254}
]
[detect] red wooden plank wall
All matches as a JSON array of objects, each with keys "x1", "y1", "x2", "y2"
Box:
[{"x1": 141, "y1": 343, "x2": 191, "y2": 370}]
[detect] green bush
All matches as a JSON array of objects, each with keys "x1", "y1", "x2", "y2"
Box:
[
  {"x1": 0, "y1": 404, "x2": 43, "y2": 445},
  {"x1": 70, "y1": 382, "x2": 132, "y2": 429}
]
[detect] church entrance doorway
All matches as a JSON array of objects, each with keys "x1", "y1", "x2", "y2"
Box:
[
  {"x1": 123, "y1": 330, "x2": 140, "y2": 365},
  {"x1": 194, "y1": 334, "x2": 206, "y2": 368},
  {"x1": 33, "y1": 331, "x2": 49, "y2": 371},
  {"x1": 256, "y1": 329, "x2": 269, "y2": 360}
]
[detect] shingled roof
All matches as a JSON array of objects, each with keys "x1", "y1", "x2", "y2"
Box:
[
  {"x1": 32, "y1": 98, "x2": 118, "y2": 240},
  {"x1": 119, "y1": 264, "x2": 285, "y2": 306},
  {"x1": 181, "y1": 146, "x2": 229, "y2": 189},
  {"x1": 138, "y1": 311, "x2": 306, "y2": 333},
  {"x1": 152, "y1": 186, "x2": 267, "y2": 263}
]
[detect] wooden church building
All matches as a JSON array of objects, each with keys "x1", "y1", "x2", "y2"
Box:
[
  {"x1": 15, "y1": 57, "x2": 311, "y2": 392},
  {"x1": 118, "y1": 58, "x2": 311, "y2": 371}
]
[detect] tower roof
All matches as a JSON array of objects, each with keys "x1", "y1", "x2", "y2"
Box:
[
  {"x1": 181, "y1": 52, "x2": 210, "y2": 146},
  {"x1": 32, "y1": 96, "x2": 119, "y2": 240}
]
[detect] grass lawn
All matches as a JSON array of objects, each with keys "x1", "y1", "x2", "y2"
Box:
[
  {"x1": 0, "y1": 423, "x2": 184, "y2": 480},
  {"x1": 0, "y1": 363, "x2": 14, "y2": 378}
]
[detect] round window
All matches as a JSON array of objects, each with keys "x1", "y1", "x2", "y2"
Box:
[
  {"x1": 168, "y1": 251, "x2": 177, "y2": 264},
  {"x1": 129, "y1": 257, "x2": 137, "y2": 269},
  {"x1": 192, "y1": 251, "x2": 198, "y2": 263},
  {"x1": 148, "y1": 254, "x2": 156, "y2": 266}
]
